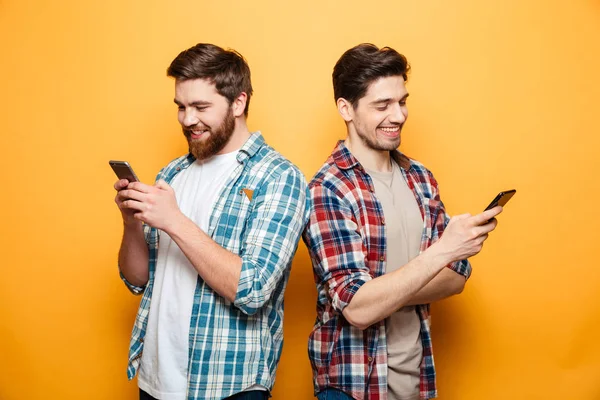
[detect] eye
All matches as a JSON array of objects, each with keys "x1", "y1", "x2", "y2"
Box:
[
  {"x1": 177, "y1": 106, "x2": 185, "y2": 111},
  {"x1": 376, "y1": 105, "x2": 388, "y2": 111},
  {"x1": 195, "y1": 106, "x2": 207, "y2": 112}
]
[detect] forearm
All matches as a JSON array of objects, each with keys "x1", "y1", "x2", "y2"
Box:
[
  {"x1": 118, "y1": 221, "x2": 150, "y2": 287},
  {"x1": 166, "y1": 213, "x2": 242, "y2": 302},
  {"x1": 342, "y1": 242, "x2": 451, "y2": 329},
  {"x1": 404, "y1": 267, "x2": 466, "y2": 306}
]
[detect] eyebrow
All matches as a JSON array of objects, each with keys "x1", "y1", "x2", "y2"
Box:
[
  {"x1": 370, "y1": 93, "x2": 410, "y2": 105},
  {"x1": 173, "y1": 99, "x2": 212, "y2": 107}
]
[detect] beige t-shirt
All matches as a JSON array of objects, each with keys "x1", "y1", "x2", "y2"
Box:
[{"x1": 367, "y1": 161, "x2": 424, "y2": 400}]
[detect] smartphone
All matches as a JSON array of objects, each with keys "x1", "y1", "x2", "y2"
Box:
[
  {"x1": 484, "y1": 189, "x2": 516, "y2": 211},
  {"x1": 109, "y1": 160, "x2": 139, "y2": 183}
]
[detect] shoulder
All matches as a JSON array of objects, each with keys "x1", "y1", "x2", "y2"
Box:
[
  {"x1": 156, "y1": 154, "x2": 193, "y2": 180},
  {"x1": 405, "y1": 157, "x2": 442, "y2": 197},
  {"x1": 250, "y1": 143, "x2": 307, "y2": 188},
  {"x1": 307, "y1": 158, "x2": 364, "y2": 212}
]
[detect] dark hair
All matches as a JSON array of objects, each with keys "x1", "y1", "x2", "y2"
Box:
[
  {"x1": 167, "y1": 43, "x2": 253, "y2": 116},
  {"x1": 332, "y1": 43, "x2": 410, "y2": 107}
]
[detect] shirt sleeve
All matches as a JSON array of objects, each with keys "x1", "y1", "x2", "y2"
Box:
[
  {"x1": 428, "y1": 171, "x2": 472, "y2": 279},
  {"x1": 233, "y1": 167, "x2": 309, "y2": 315},
  {"x1": 119, "y1": 270, "x2": 146, "y2": 295},
  {"x1": 302, "y1": 183, "x2": 373, "y2": 313}
]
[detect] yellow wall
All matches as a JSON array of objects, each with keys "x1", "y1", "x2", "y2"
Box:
[{"x1": 1, "y1": 0, "x2": 599, "y2": 399}]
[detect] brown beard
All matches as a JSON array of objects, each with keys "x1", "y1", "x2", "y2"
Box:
[{"x1": 184, "y1": 106, "x2": 236, "y2": 160}]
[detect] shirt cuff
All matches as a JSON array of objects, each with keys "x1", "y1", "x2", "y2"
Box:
[{"x1": 119, "y1": 269, "x2": 146, "y2": 295}]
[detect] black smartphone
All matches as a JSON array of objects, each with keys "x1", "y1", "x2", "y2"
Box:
[
  {"x1": 484, "y1": 189, "x2": 516, "y2": 211},
  {"x1": 109, "y1": 160, "x2": 139, "y2": 183}
]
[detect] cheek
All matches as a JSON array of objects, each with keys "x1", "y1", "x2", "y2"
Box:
[
  {"x1": 370, "y1": 115, "x2": 386, "y2": 131},
  {"x1": 202, "y1": 113, "x2": 219, "y2": 128},
  {"x1": 358, "y1": 113, "x2": 379, "y2": 130}
]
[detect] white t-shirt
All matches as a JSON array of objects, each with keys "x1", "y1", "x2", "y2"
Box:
[{"x1": 138, "y1": 151, "x2": 240, "y2": 399}]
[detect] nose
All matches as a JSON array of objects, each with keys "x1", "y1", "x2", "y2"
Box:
[
  {"x1": 182, "y1": 109, "x2": 199, "y2": 127},
  {"x1": 389, "y1": 103, "x2": 407, "y2": 125}
]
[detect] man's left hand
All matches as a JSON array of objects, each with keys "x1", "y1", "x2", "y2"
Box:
[{"x1": 119, "y1": 179, "x2": 183, "y2": 232}]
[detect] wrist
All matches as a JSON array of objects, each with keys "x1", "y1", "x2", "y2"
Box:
[
  {"x1": 123, "y1": 217, "x2": 142, "y2": 230},
  {"x1": 163, "y1": 211, "x2": 189, "y2": 236},
  {"x1": 425, "y1": 241, "x2": 455, "y2": 269}
]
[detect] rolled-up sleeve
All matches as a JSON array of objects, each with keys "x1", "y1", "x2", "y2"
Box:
[
  {"x1": 233, "y1": 167, "x2": 309, "y2": 315},
  {"x1": 303, "y1": 183, "x2": 372, "y2": 313},
  {"x1": 119, "y1": 270, "x2": 146, "y2": 295},
  {"x1": 428, "y1": 171, "x2": 472, "y2": 279}
]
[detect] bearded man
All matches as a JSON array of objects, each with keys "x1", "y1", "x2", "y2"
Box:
[{"x1": 113, "y1": 43, "x2": 308, "y2": 400}]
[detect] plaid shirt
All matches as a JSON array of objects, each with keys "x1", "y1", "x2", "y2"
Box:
[
  {"x1": 119, "y1": 132, "x2": 309, "y2": 400},
  {"x1": 303, "y1": 141, "x2": 471, "y2": 400}
]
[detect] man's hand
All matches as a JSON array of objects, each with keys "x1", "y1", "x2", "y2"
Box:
[
  {"x1": 434, "y1": 206, "x2": 503, "y2": 263},
  {"x1": 117, "y1": 179, "x2": 184, "y2": 232},
  {"x1": 114, "y1": 179, "x2": 139, "y2": 226}
]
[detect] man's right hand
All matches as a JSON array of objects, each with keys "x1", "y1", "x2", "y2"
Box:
[
  {"x1": 434, "y1": 206, "x2": 503, "y2": 264},
  {"x1": 114, "y1": 179, "x2": 139, "y2": 225}
]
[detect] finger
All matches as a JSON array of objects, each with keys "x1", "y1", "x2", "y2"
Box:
[
  {"x1": 120, "y1": 199, "x2": 146, "y2": 211},
  {"x1": 127, "y1": 181, "x2": 153, "y2": 193},
  {"x1": 477, "y1": 233, "x2": 489, "y2": 244},
  {"x1": 473, "y1": 206, "x2": 503, "y2": 225},
  {"x1": 114, "y1": 179, "x2": 129, "y2": 191},
  {"x1": 473, "y1": 221, "x2": 495, "y2": 237},
  {"x1": 133, "y1": 212, "x2": 147, "y2": 223},
  {"x1": 479, "y1": 217, "x2": 498, "y2": 233},
  {"x1": 448, "y1": 213, "x2": 471, "y2": 224},
  {"x1": 117, "y1": 189, "x2": 148, "y2": 202}
]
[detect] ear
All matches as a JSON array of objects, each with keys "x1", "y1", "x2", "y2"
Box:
[
  {"x1": 232, "y1": 92, "x2": 248, "y2": 118},
  {"x1": 337, "y1": 98, "x2": 354, "y2": 122}
]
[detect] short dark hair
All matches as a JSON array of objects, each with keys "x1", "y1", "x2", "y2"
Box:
[
  {"x1": 167, "y1": 43, "x2": 253, "y2": 116},
  {"x1": 332, "y1": 43, "x2": 410, "y2": 107}
]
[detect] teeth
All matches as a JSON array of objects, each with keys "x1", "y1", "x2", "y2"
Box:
[{"x1": 379, "y1": 127, "x2": 399, "y2": 133}]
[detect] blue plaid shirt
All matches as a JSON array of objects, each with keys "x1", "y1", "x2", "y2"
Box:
[{"x1": 120, "y1": 132, "x2": 309, "y2": 399}]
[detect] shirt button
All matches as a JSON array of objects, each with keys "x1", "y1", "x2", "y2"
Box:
[
  {"x1": 381, "y1": 218, "x2": 385, "y2": 225},
  {"x1": 176, "y1": 167, "x2": 181, "y2": 171},
  {"x1": 368, "y1": 357, "x2": 373, "y2": 362},
  {"x1": 379, "y1": 256, "x2": 385, "y2": 262}
]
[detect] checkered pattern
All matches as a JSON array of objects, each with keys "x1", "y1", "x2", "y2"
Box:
[
  {"x1": 120, "y1": 132, "x2": 309, "y2": 399},
  {"x1": 303, "y1": 141, "x2": 471, "y2": 400}
]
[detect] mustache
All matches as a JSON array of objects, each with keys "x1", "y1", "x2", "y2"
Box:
[{"x1": 183, "y1": 126, "x2": 210, "y2": 137}]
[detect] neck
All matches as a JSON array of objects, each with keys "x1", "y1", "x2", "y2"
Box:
[
  {"x1": 345, "y1": 135, "x2": 392, "y2": 172},
  {"x1": 218, "y1": 118, "x2": 251, "y2": 154}
]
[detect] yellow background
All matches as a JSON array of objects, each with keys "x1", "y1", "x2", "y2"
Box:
[{"x1": 1, "y1": 0, "x2": 599, "y2": 399}]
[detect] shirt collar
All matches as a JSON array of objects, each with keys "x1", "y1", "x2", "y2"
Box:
[
  {"x1": 332, "y1": 140, "x2": 412, "y2": 171},
  {"x1": 236, "y1": 131, "x2": 265, "y2": 164}
]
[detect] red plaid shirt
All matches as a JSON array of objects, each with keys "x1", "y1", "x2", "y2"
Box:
[{"x1": 303, "y1": 141, "x2": 472, "y2": 400}]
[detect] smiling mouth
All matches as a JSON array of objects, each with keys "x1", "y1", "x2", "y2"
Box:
[
  {"x1": 377, "y1": 125, "x2": 401, "y2": 137},
  {"x1": 187, "y1": 129, "x2": 209, "y2": 140}
]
